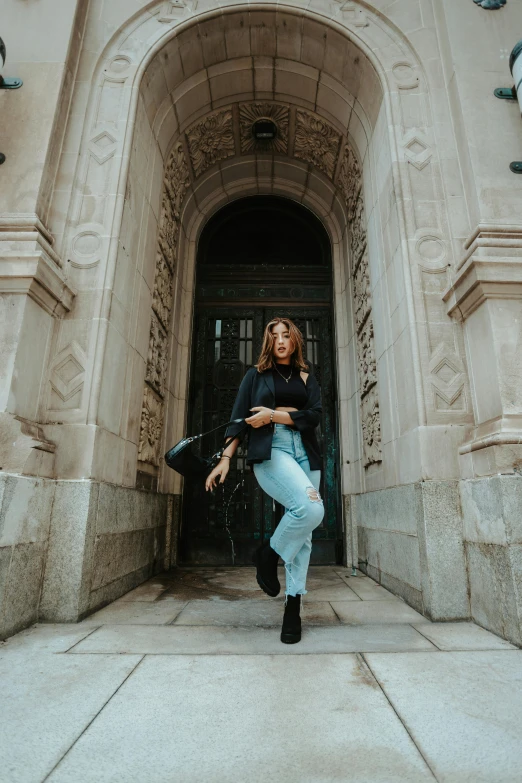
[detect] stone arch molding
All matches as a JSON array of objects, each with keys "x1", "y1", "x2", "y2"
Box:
[
  {"x1": 137, "y1": 104, "x2": 381, "y2": 470},
  {"x1": 46, "y1": 0, "x2": 473, "y2": 489}
]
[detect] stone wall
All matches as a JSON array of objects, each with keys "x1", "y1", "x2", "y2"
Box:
[
  {"x1": 349, "y1": 474, "x2": 522, "y2": 646},
  {"x1": 460, "y1": 476, "x2": 522, "y2": 646},
  {"x1": 0, "y1": 474, "x2": 54, "y2": 640},
  {"x1": 0, "y1": 472, "x2": 171, "y2": 639},
  {"x1": 40, "y1": 481, "x2": 169, "y2": 624},
  {"x1": 351, "y1": 482, "x2": 470, "y2": 621}
]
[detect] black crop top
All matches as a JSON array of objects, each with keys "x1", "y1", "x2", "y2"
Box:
[{"x1": 272, "y1": 363, "x2": 308, "y2": 408}]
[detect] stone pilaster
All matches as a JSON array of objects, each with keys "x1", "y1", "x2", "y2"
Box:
[
  {"x1": 0, "y1": 215, "x2": 75, "y2": 476},
  {"x1": 445, "y1": 225, "x2": 522, "y2": 477}
]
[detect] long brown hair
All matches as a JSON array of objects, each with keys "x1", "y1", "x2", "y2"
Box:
[{"x1": 255, "y1": 317, "x2": 308, "y2": 373}]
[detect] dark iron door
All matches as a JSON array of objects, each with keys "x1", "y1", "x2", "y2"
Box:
[{"x1": 179, "y1": 307, "x2": 341, "y2": 565}]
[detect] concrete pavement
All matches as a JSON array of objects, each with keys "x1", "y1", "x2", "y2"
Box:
[{"x1": 1, "y1": 566, "x2": 521, "y2": 782}]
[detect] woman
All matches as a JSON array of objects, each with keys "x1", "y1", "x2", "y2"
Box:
[{"x1": 205, "y1": 317, "x2": 324, "y2": 644}]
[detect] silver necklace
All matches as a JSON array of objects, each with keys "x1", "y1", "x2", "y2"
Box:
[{"x1": 274, "y1": 363, "x2": 292, "y2": 383}]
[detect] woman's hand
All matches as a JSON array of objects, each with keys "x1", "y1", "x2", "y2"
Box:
[
  {"x1": 205, "y1": 459, "x2": 230, "y2": 492},
  {"x1": 245, "y1": 406, "x2": 272, "y2": 428}
]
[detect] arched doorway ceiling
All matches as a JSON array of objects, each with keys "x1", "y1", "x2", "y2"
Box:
[
  {"x1": 141, "y1": 10, "x2": 383, "y2": 159},
  {"x1": 135, "y1": 9, "x2": 384, "y2": 233},
  {"x1": 45, "y1": 1, "x2": 474, "y2": 493},
  {"x1": 52, "y1": 2, "x2": 429, "y2": 257}
]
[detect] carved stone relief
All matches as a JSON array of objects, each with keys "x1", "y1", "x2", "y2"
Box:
[
  {"x1": 353, "y1": 252, "x2": 371, "y2": 333},
  {"x1": 138, "y1": 142, "x2": 191, "y2": 467},
  {"x1": 186, "y1": 109, "x2": 235, "y2": 177},
  {"x1": 403, "y1": 130, "x2": 432, "y2": 171},
  {"x1": 152, "y1": 249, "x2": 174, "y2": 331},
  {"x1": 49, "y1": 341, "x2": 87, "y2": 411},
  {"x1": 146, "y1": 315, "x2": 168, "y2": 399},
  {"x1": 356, "y1": 317, "x2": 377, "y2": 399},
  {"x1": 159, "y1": 142, "x2": 190, "y2": 265},
  {"x1": 337, "y1": 145, "x2": 362, "y2": 221},
  {"x1": 164, "y1": 142, "x2": 191, "y2": 222},
  {"x1": 138, "y1": 386, "x2": 164, "y2": 466},
  {"x1": 421, "y1": 267, "x2": 466, "y2": 412},
  {"x1": 350, "y1": 197, "x2": 367, "y2": 267},
  {"x1": 294, "y1": 110, "x2": 342, "y2": 179},
  {"x1": 361, "y1": 391, "x2": 382, "y2": 466},
  {"x1": 338, "y1": 146, "x2": 383, "y2": 468},
  {"x1": 239, "y1": 103, "x2": 289, "y2": 155}
]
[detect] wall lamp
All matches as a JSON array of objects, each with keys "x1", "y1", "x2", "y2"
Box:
[
  {"x1": 0, "y1": 36, "x2": 24, "y2": 165},
  {"x1": 495, "y1": 40, "x2": 522, "y2": 172}
]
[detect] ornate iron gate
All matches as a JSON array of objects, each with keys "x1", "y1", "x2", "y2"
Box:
[{"x1": 179, "y1": 306, "x2": 341, "y2": 565}]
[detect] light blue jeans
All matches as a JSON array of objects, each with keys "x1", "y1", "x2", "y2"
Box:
[{"x1": 253, "y1": 423, "x2": 324, "y2": 597}]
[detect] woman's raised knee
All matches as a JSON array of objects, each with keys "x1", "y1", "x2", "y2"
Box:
[{"x1": 305, "y1": 486, "x2": 324, "y2": 527}]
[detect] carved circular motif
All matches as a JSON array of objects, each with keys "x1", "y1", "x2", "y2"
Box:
[
  {"x1": 392, "y1": 62, "x2": 419, "y2": 90},
  {"x1": 416, "y1": 236, "x2": 446, "y2": 266},
  {"x1": 290, "y1": 286, "x2": 304, "y2": 299},
  {"x1": 72, "y1": 232, "x2": 101, "y2": 257},
  {"x1": 107, "y1": 55, "x2": 132, "y2": 74}
]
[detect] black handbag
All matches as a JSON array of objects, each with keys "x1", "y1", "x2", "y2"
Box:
[{"x1": 164, "y1": 418, "x2": 246, "y2": 477}]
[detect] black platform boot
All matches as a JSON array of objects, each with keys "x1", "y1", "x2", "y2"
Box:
[
  {"x1": 281, "y1": 595, "x2": 301, "y2": 644},
  {"x1": 252, "y1": 541, "x2": 280, "y2": 597}
]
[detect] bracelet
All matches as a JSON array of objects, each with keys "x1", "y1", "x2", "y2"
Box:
[
  {"x1": 221, "y1": 455, "x2": 231, "y2": 460},
  {"x1": 269, "y1": 409, "x2": 274, "y2": 424}
]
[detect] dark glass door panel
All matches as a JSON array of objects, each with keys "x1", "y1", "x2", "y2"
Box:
[{"x1": 179, "y1": 306, "x2": 341, "y2": 565}]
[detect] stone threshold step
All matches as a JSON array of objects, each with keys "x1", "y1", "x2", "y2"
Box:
[{"x1": 67, "y1": 623, "x2": 437, "y2": 655}]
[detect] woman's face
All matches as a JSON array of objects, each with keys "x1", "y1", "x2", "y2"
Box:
[{"x1": 271, "y1": 322, "x2": 294, "y2": 362}]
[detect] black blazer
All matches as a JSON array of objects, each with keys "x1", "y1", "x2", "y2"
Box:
[{"x1": 224, "y1": 364, "x2": 323, "y2": 470}]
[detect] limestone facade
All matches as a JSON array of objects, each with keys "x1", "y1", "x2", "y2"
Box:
[{"x1": 0, "y1": 0, "x2": 521, "y2": 645}]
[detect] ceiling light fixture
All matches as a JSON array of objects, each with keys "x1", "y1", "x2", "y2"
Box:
[{"x1": 252, "y1": 119, "x2": 277, "y2": 141}]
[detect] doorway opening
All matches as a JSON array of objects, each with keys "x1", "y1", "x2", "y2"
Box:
[{"x1": 179, "y1": 196, "x2": 341, "y2": 565}]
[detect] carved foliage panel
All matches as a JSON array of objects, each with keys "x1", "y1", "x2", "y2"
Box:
[
  {"x1": 337, "y1": 145, "x2": 362, "y2": 222},
  {"x1": 353, "y1": 251, "x2": 371, "y2": 333},
  {"x1": 339, "y1": 146, "x2": 382, "y2": 468},
  {"x1": 138, "y1": 385, "x2": 165, "y2": 466},
  {"x1": 294, "y1": 110, "x2": 342, "y2": 179},
  {"x1": 138, "y1": 142, "x2": 190, "y2": 467},
  {"x1": 146, "y1": 315, "x2": 168, "y2": 398},
  {"x1": 186, "y1": 109, "x2": 235, "y2": 178}
]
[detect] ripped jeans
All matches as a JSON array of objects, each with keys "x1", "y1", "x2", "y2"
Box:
[{"x1": 253, "y1": 423, "x2": 324, "y2": 597}]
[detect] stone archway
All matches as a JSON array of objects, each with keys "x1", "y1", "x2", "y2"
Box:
[
  {"x1": 136, "y1": 102, "x2": 382, "y2": 488},
  {"x1": 31, "y1": 1, "x2": 474, "y2": 629}
]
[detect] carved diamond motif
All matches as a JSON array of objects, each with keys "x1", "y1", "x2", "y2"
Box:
[
  {"x1": 55, "y1": 357, "x2": 83, "y2": 385},
  {"x1": 429, "y1": 346, "x2": 465, "y2": 411},
  {"x1": 158, "y1": 0, "x2": 188, "y2": 22},
  {"x1": 50, "y1": 341, "x2": 86, "y2": 404},
  {"x1": 403, "y1": 130, "x2": 432, "y2": 171},
  {"x1": 90, "y1": 131, "x2": 117, "y2": 163},
  {"x1": 433, "y1": 359, "x2": 459, "y2": 385}
]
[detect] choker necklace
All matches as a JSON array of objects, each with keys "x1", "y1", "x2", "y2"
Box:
[{"x1": 273, "y1": 362, "x2": 292, "y2": 383}]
